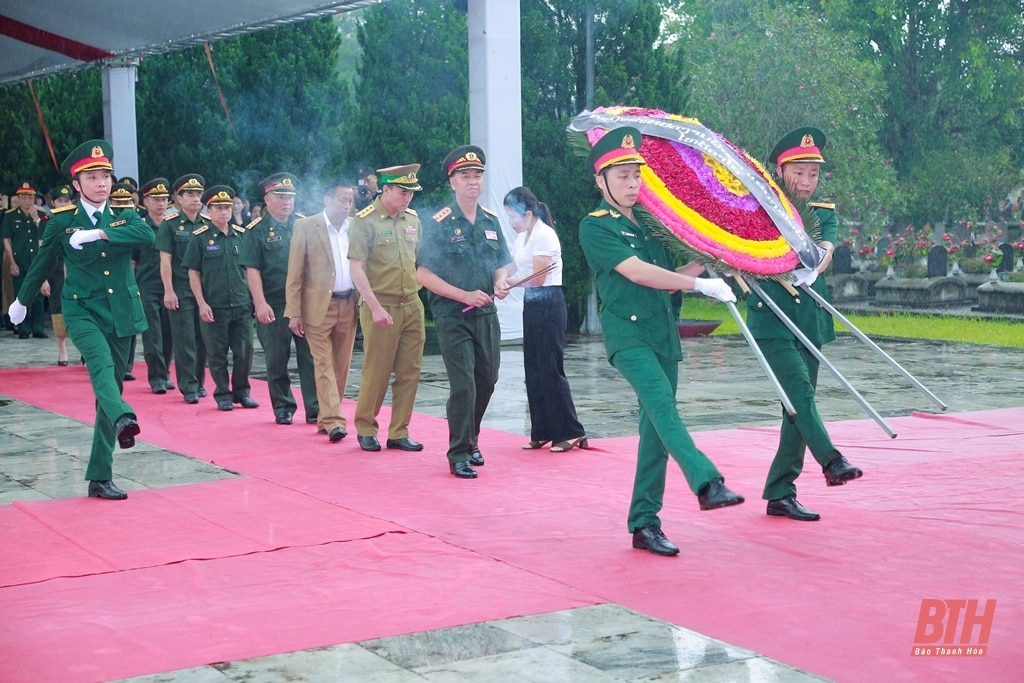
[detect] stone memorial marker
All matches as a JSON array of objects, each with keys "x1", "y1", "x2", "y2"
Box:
[{"x1": 927, "y1": 245, "x2": 947, "y2": 278}]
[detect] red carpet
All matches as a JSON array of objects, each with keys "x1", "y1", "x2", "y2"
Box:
[{"x1": 1, "y1": 365, "x2": 1021, "y2": 682}]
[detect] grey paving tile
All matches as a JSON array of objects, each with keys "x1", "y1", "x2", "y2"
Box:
[
  {"x1": 113, "y1": 666, "x2": 229, "y2": 682},
  {"x1": 639, "y1": 657, "x2": 832, "y2": 682},
  {"x1": 361, "y1": 623, "x2": 536, "y2": 670},
  {"x1": 414, "y1": 645, "x2": 620, "y2": 682},
  {"x1": 210, "y1": 643, "x2": 414, "y2": 682}
]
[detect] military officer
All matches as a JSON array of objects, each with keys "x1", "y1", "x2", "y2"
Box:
[
  {"x1": 416, "y1": 146, "x2": 511, "y2": 478},
  {"x1": 349, "y1": 164, "x2": 426, "y2": 452},
  {"x1": 156, "y1": 174, "x2": 209, "y2": 403},
  {"x1": 43, "y1": 185, "x2": 75, "y2": 365},
  {"x1": 110, "y1": 182, "x2": 140, "y2": 380},
  {"x1": 8, "y1": 139, "x2": 153, "y2": 500},
  {"x1": 2, "y1": 182, "x2": 47, "y2": 338},
  {"x1": 578, "y1": 127, "x2": 743, "y2": 557},
  {"x1": 747, "y1": 127, "x2": 863, "y2": 522},
  {"x1": 240, "y1": 172, "x2": 319, "y2": 425},
  {"x1": 183, "y1": 185, "x2": 258, "y2": 412},
  {"x1": 136, "y1": 178, "x2": 175, "y2": 394}
]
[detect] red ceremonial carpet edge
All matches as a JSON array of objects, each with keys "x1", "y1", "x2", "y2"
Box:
[{"x1": 1, "y1": 365, "x2": 1021, "y2": 683}]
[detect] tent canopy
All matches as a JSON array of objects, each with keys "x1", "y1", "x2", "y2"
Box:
[{"x1": 0, "y1": 0, "x2": 384, "y2": 86}]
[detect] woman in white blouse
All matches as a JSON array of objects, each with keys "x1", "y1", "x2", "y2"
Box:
[{"x1": 502, "y1": 186, "x2": 587, "y2": 452}]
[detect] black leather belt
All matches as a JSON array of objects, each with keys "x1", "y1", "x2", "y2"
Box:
[{"x1": 331, "y1": 290, "x2": 356, "y2": 300}]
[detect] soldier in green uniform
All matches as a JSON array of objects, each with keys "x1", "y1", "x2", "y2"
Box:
[
  {"x1": 183, "y1": 185, "x2": 258, "y2": 412},
  {"x1": 747, "y1": 127, "x2": 863, "y2": 522},
  {"x1": 156, "y1": 174, "x2": 209, "y2": 403},
  {"x1": 416, "y1": 146, "x2": 511, "y2": 479},
  {"x1": 349, "y1": 164, "x2": 426, "y2": 452},
  {"x1": 43, "y1": 185, "x2": 75, "y2": 365},
  {"x1": 240, "y1": 172, "x2": 319, "y2": 425},
  {"x1": 8, "y1": 139, "x2": 153, "y2": 500},
  {"x1": 136, "y1": 178, "x2": 175, "y2": 394},
  {"x1": 578, "y1": 127, "x2": 744, "y2": 557},
  {"x1": 111, "y1": 182, "x2": 140, "y2": 380},
  {"x1": 2, "y1": 182, "x2": 47, "y2": 338}
]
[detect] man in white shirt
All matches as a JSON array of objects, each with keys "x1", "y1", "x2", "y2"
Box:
[{"x1": 285, "y1": 181, "x2": 358, "y2": 442}]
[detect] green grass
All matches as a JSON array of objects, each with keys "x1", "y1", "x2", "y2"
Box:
[{"x1": 680, "y1": 295, "x2": 1024, "y2": 348}]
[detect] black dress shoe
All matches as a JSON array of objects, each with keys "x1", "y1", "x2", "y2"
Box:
[
  {"x1": 198, "y1": 387, "x2": 207, "y2": 398},
  {"x1": 329, "y1": 427, "x2": 347, "y2": 443},
  {"x1": 184, "y1": 392, "x2": 199, "y2": 404},
  {"x1": 306, "y1": 416, "x2": 319, "y2": 424},
  {"x1": 632, "y1": 525, "x2": 680, "y2": 556},
  {"x1": 217, "y1": 400, "x2": 234, "y2": 411},
  {"x1": 113, "y1": 414, "x2": 140, "y2": 449},
  {"x1": 164, "y1": 380, "x2": 176, "y2": 391},
  {"x1": 767, "y1": 494, "x2": 821, "y2": 521},
  {"x1": 235, "y1": 396, "x2": 259, "y2": 409},
  {"x1": 152, "y1": 385, "x2": 167, "y2": 394},
  {"x1": 18, "y1": 333, "x2": 30, "y2": 339},
  {"x1": 468, "y1": 448, "x2": 485, "y2": 466},
  {"x1": 823, "y1": 455, "x2": 863, "y2": 486},
  {"x1": 88, "y1": 480, "x2": 127, "y2": 500},
  {"x1": 697, "y1": 478, "x2": 745, "y2": 510},
  {"x1": 386, "y1": 437, "x2": 423, "y2": 451},
  {"x1": 275, "y1": 411, "x2": 293, "y2": 425},
  {"x1": 358, "y1": 435, "x2": 381, "y2": 451},
  {"x1": 449, "y1": 460, "x2": 477, "y2": 478},
  {"x1": 57, "y1": 359, "x2": 69, "y2": 366},
  {"x1": 33, "y1": 332, "x2": 48, "y2": 339},
  {"x1": 123, "y1": 372, "x2": 135, "y2": 381}
]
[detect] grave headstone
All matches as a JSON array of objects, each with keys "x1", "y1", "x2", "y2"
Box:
[
  {"x1": 927, "y1": 245, "x2": 947, "y2": 278},
  {"x1": 998, "y1": 242, "x2": 1014, "y2": 272},
  {"x1": 876, "y1": 236, "x2": 891, "y2": 257},
  {"x1": 962, "y1": 242, "x2": 977, "y2": 259},
  {"x1": 832, "y1": 244, "x2": 853, "y2": 274}
]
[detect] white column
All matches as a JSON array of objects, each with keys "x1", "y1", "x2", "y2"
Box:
[
  {"x1": 468, "y1": 0, "x2": 523, "y2": 340},
  {"x1": 101, "y1": 58, "x2": 140, "y2": 183}
]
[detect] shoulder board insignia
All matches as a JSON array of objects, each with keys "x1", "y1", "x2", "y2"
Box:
[
  {"x1": 52, "y1": 204, "x2": 76, "y2": 214},
  {"x1": 294, "y1": 212, "x2": 307, "y2": 219},
  {"x1": 480, "y1": 205, "x2": 498, "y2": 217},
  {"x1": 356, "y1": 204, "x2": 376, "y2": 219},
  {"x1": 192, "y1": 225, "x2": 210, "y2": 235},
  {"x1": 232, "y1": 224, "x2": 246, "y2": 234},
  {"x1": 200, "y1": 212, "x2": 211, "y2": 220},
  {"x1": 109, "y1": 219, "x2": 127, "y2": 228},
  {"x1": 809, "y1": 202, "x2": 835, "y2": 211},
  {"x1": 4, "y1": 207, "x2": 17, "y2": 214},
  {"x1": 163, "y1": 209, "x2": 179, "y2": 221},
  {"x1": 405, "y1": 208, "x2": 417, "y2": 216},
  {"x1": 245, "y1": 216, "x2": 263, "y2": 230},
  {"x1": 433, "y1": 207, "x2": 452, "y2": 222},
  {"x1": 588, "y1": 209, "x2": 610, "y2": 217}
]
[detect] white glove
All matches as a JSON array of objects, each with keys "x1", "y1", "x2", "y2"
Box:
[
  {"x1": 8, "y1": 299, "x2": 27, "y2": 325},
  {"x1": 69, "y1": 228, "x2": 103, "y2": 250},
  {"x1": 693, "y1": 277, "x2": 736, "y2": 303},
  {"x1": 792, "y1": 267, "x2": 818, "y2": 287}
]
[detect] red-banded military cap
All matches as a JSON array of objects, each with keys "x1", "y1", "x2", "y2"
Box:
[
  {"x1": 442, "y1": 145, "x2": 486, "y2": 176},
  {"x1": 769, "y1": 127, "x2": 826, "y2": 166},
  {"x1": 173, "y1": 174, "x2": 206, "y2": 194},
  {"x1": 260, "y1": 172, "x2": 298, "y2": 195},
  {"x1": 61, "y1": 139, "x2": 114, "y2": 177},
  {"x1": 377, "y1": 164, "x2": 423, "y2": 191},
  {"x1": 109, "y1": 182, "x2": 136, "y2": 208},
  {"x1": 14, "y1": 181, "x2": 36, "y2": 195},
  {"x1": 202, "y1": 185, "x2": 236, "y2": 206},
  {"x1": 587, "y1": 127, "x2": 646, "y2": 174},
  {"x1": 141, "y1": 178, "x2": 171, "y2": 199}
]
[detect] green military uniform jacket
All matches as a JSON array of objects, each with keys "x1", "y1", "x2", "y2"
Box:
[
  {"x1": 133, "y1": 213, "x2": 164, "y2": 296},
  {"x1": 417, "y1": 202, "x2": 511, "y2": 319},
  {"x1": 348, "y1": 197, "x2": 421, "y2": 298},
  {"x1": 16, "y1": 202, "x2": 153, "y2": 337},
  {"x1": 239, "y1": 213, "x2": 301, "y2": 309},
  {"x1": 181, "y1": 223, "x2": 252, "y2": 309},
  {"x1": 2, "y1": 207, "x2": 43, "y2": 270},
  {"x1": 746, "y1": 203, "x2": 838, "y2": 347},
  {"x1": 578, "y1": 200, "x2": 682, "y2": 362},
  {"x1": 154, "y1": 208, "x2": 210, "y2": 299}
]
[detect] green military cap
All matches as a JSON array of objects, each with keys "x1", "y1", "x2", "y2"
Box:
[
  {"x1": 141, "y1": 178, "x2": 171, "y2": 199},
  {"x1": 377, "y1": 164, "x2": 422, "y2": 191},
  {"x1": 110, "y1": 182, "x2": 136, "y2": 208},
  {"x1": 118, "y1": 176, "x2": 139, "y2": 191},
  {"x1": 769, "y1": 127, "x2": 826, "y2": 166},
  {"x1": 587, "y1": 127, "x2": 645, "y2": 174},
  {"x1": 260, "y1": 172, "x2": 298, "y2": 195},
  {"x1": 202, "y1": 184, "x2": 236, "y2": 206},
  {"x1": 14, "y1": 181, "x2": 37, "y2": 196},
  {"x1": 62, "y1": 139, "x2": 114, "y2": 177},
  {"x1": 442, "y1": 145, "x2": 485, "y2": 176},
  {"x1": 173, "y1": 174, "x2": 206, "y2": 195},
  {"x1": 48, "y1": 185, "x2": 74, "y2": 202}
]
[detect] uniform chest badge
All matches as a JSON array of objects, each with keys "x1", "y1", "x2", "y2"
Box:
[{"x1": 484, "y1": 230, "x2": 498, "y2": 240}]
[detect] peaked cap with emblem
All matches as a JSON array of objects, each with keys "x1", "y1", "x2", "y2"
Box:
[
  {"x1": 769, "y1": 127, "x2": 827, "y2": 166},
  {"x1": 442, "y1": 145, "x2": 486, "y2": 176},
  {"x1": 15, "y1": 181, "x2": 37, "y2": 196},
  {"x1": 110, "y1": 182, "x2": 136, "y2": 208},
  {"x1": 141, "y1": 177, "x2": 171, "y2": 199},
  {"x1": 173, "y1": 174, "x2": 206, "y2": 195},
  {"x1": 587, "y1": 127, "x2": 646, "y2": 174},
  {"x1": 377, "y1": 164, "x2": 422, "y2": 191},
  {"x1": 62, "y1": 139, "x2": 114, "y2": 177},
  {"x1": 48, "y1": 184, "x2": 74, "y2": 202},
  {"x1": 260, "y1": 172, "x2": 298, "y2": 195},
  {"x1": 202, "y1": 184, "x2": 236, "y2": 206},
  {"x1": 118, "y1": 176, "x2": 139, "y2": 191}
]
